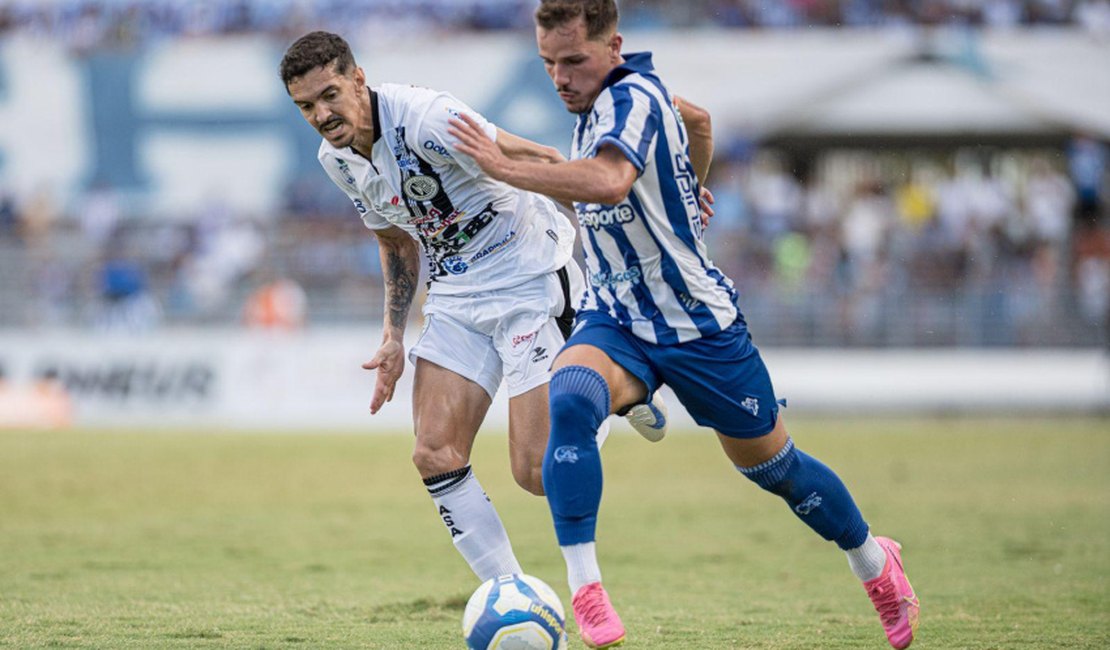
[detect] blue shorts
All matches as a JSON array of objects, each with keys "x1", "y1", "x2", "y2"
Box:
[{"x1": 563, "y1": 310, "x2": 779, "y2": 438}]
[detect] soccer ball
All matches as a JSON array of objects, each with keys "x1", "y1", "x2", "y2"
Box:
[{"x1": 462, "y1": 574, "x2": 567, "y2": 650}]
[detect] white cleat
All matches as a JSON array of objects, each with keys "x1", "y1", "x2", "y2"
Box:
[{"x1": 624, "y1": 393, "x2": 668, "y2": 442}]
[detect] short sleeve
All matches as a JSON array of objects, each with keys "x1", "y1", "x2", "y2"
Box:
[
  {"x1": 589, "y1": 84, "x2": 659, "y2": 174},
  {"x1": 414, "y1": 92, "x2": 498, "y2": 178}
]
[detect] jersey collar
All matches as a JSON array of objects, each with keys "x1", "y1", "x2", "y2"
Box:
[
  {"x1": 369, "y1": 87, "x2": 381, "y2": 144},
  {"x1": 601, "y1": 51, "x2": 654, "y2": 90}
]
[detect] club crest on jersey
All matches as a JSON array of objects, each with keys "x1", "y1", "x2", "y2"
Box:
[
  {"x1": 336, "y1": 159, "x2": 355, "y2": 185},
  {"x1": 404, "y1": 175, "x2": 440, "y2": 201},
  {"x1": 442, "y1": 255, "x2": 469, "y2": 275}
]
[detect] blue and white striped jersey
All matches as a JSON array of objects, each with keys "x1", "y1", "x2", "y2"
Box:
[{"x1": 571, "y1": 52, "x2": 741, "y2": 344}]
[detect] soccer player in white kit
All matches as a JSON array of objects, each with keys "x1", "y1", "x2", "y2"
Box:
[{"x1": 279, "y1": 31, "x2": 666, "y2": 584}]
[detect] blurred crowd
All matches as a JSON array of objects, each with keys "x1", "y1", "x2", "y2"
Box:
[
  {"x1": 703, "y1": 137, "x2": 1108, "y2": 346},
  {"x1": 2, "y1": 0, "x2": 1109, "y2": 52},
  {"x1": 1, "y1": 137, "x2": 1106, "y2": 346}
]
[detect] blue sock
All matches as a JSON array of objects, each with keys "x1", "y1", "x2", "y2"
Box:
[
  {"x1": 738, "y1": 437, "x2": 869, "y2": 550},
  {"x1": 542, "y1": 366, "x2": 610, "y2": 546}
]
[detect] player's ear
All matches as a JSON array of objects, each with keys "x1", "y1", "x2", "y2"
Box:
[
  {"x1": 353, "y1": 65, "x2": 366, "y2": 87},
  {"x1": 609, "y1": 32, "x2": 622, "y2": 61}
]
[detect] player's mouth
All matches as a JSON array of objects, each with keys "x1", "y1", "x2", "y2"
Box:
[{"x1": 321, "y1": 119, "x2": 344, "y2": 136}]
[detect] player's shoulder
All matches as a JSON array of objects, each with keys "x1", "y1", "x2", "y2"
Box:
[
  {"x1": 316, "y1": 138, "x2": 349, "y2": 165},
  {"x1": 377, "y1": 82, "x2": 446, "y2": 114}
]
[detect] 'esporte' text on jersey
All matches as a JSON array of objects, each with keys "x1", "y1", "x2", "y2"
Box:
[
  {"x1": 319, "y1": 83, "x2": 574, "y2": 295},
  {"x1": 571, "y1": 52, "x2": 741, "y2": 344}
]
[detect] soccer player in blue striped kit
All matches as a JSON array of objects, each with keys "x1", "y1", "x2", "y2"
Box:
[{"x1": 449, "y1": 1, "x2": 919, "y2": 648}]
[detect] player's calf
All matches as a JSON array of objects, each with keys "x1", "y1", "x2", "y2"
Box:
[{"x1": 735, "y1": 436, "x2": 869, "y2": 551}]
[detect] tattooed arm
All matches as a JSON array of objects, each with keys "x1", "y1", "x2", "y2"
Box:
[{"x1": 361, "y1": 225, "x2": 421, "y2": 414}]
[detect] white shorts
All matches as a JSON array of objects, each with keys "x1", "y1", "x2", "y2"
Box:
[{"x1": 409, "y1": 264, "x2": 584, "y2": 399}]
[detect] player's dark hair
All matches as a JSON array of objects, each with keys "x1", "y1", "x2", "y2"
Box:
[
  {"x1": 535, "y1": 0, "x2": 619, "y2": 40},
  {"x1": 279, "y1": 31, "x2": 356, "y2": 89}
]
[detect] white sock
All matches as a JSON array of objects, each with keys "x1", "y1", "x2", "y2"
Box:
[
  {"x1": 561, "y1": 542, "x2": 602, "y2": 595},
  {"x1": 845, "y1": 533, "x2": 887, "y2": 581},
  {"x1": 425, "y1": 466, "x2": 522, "y2": 581}
]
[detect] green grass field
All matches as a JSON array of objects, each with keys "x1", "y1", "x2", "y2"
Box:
[{"x1": 1, "y1": 418, "x2": 1107, "y2": 649}]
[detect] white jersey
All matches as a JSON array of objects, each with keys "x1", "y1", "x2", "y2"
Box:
[
  {"x1": 570, "y1": 52, "x2": 740, "y2": 344},
  {"x1": 319, "y1": 83, "x2": 575, "y2": 295}
]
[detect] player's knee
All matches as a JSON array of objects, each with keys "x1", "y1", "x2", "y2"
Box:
[
  {"x1": 511, "y1": 460, "x2": 545, "y2": 496},
  {"x1": 412, "y1": 437, "x2": 468, "y2": 477},
  {"x1": 736, "y1": 437, "x2": 797, "y2": 498},
  {"x1": 548, "y1": 365, "x2": 610, "y2": 441}
]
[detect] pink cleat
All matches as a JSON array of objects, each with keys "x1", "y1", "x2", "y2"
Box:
[
  {"x1": 864, "y1": 537, "x2": 920, "y2": 649},
  {"x1": 572, "y1": 582, "x2": 626, "y2": 649}
]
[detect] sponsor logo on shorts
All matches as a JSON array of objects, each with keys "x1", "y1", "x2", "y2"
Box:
[
  {"x1": 740, "y1": 396, "x2": 759, "y2": 416},
  {"x1": 553, "y1": 445, "x2": 579, "y2": 463},
  {"x1": 794, "y1": 492, "x2": 823, "y2": 515},
  {"x1": 531, "y1": 346, "x2": 548, "y2": 364},
  {"x1": 512, "y1": 331, "x2": 538, "y2": 348}
]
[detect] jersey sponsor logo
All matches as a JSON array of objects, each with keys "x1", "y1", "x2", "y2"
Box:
[
  {"x1": 336, "y1": 159, "x2": 356, "y2": 185},
  {"x1": 673, "y1": 152, "x2": 702, "y2": 237},
  {"x1": 403, "y1": 175, "x2": 440, "y2": 201},
  {"x1": 794, "y1": 492, "x2": 823, "y2": 516},
  {"x1": 740, "y1": 396, "x2": 759, "y2": 416},
  {"x1": 467, "y1": 229, "x2": 516, "y2": 264},
  {"x1": 416, "y1": 208, "x2": 466, "y2": 238},
  {"x1": 442, "y1": 255, "x2": 469, "y2": 275},
  {"x1": 578, "y1": 204, "x2": 635, "y2": 229},
  {"x1": 422, "y1": 139, "x2": 452, "y2": 158},
  {"x1": 386, "y1": 127, "x2": 421, "y2": 173},
  {"x1": 512, "y1": 330, "x2": 538, "y2": 348},
  {"x1": 590, "y1": 266, "x2": 642, "y2": 288},
  {"x1": 553, "y1": 445, "x2": 579, "y2": 464},
  {"x1": 351, "y1": 198, "x2": 368, "y2": 215},
  {"x1": 678, "y1": 292, "x2": 702, "y2": 311}
]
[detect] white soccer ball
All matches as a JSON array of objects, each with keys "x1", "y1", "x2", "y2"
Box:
[{"x1": 462, "y1": 574, "x2": 567, "y2": 650}]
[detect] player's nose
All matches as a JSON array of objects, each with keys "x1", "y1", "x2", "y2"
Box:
[
  {"x1": 551, "y1": 64, "x2": 570, "y2": 87},
  {"x1": 312, "y1": 105, "x2": 332, "y2": 126}
]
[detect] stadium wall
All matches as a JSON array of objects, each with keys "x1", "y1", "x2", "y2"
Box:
[{"x1": 1, "y1": 330, "x2": 1106, "y2": 431}]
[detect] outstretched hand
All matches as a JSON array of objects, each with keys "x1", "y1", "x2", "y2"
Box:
[
  {"x1": 361, "y1": 339, "x2": 405, "y2": 414},
  {"x1": 699, "y1": 186, "x2": 715, "y2": 229},
  {"x1": 448, "y1": 113, "x2": 508, "y2": 180}
]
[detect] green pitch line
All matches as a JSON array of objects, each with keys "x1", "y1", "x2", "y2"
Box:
[{"x1": 0, "y1": 417, "x2": 1107, "y2": 649}]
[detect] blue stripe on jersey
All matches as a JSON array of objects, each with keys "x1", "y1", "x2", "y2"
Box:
[
  {"x1": 626, "y1": 190, "x2": 721, "y2": 338},
  {"x1": 602, "y1": 214, "x2": 680, "y2": 345},
  {"x1": 595, "y1": 85, "x2": 657, "y2": 171},
  {"x1": 582, "y1": 225, "x2": 633, "y2": 325},
  {"x1": 640, "y1": 86, "x2": 740, "y2": 317}
]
